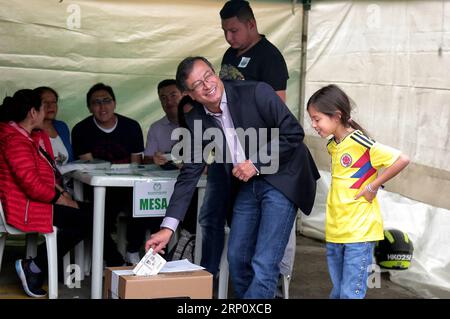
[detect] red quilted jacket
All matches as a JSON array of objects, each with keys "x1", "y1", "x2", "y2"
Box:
[{"x1": 0, "y1": 122, "x2": 57, "y2": 233}]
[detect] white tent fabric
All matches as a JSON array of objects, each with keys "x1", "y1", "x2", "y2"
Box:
[
  {"x1": 302, "y1": 1, "x2": 450, "y2": 298},
  {"x1": 305, "y1": 0, "x2": 450, "y2": 172},
  {"x1": 300, "y1": 170, "x2": 450, "y2": 299},
  {"x1": 303, "y1": 0, "x2": 450, "y2": 210}
]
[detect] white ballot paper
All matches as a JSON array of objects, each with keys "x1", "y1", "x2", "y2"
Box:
[
  {"x1": 133, "y1": 248, "x2": 167, "y2": 276},
  {"x1": 159, "y1": 259, "x2": 205, "y2": 273}
]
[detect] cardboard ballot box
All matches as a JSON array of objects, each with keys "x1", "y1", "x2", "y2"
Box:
[{"x1": 104, "y1": 266, "x2": 213, "y2": 299}]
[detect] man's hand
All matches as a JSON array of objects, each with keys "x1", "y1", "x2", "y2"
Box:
[
  {"x1": 232, "y1": 160, "x2": 257, "y2": 182},
  {"x1": 153, "y1": 152, "x2": 169, "y2": 166},
  {"x1": 145, "y1": 228, "x2": 173, "y2": 254}
]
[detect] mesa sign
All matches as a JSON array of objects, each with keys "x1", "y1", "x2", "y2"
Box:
[{"x1": 133, "y1": 180, "x2": 176, "y2": 217}]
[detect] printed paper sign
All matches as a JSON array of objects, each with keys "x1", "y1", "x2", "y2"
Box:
[{"x1": 133, "y1": 179, "x2": 176, "y2": 218}]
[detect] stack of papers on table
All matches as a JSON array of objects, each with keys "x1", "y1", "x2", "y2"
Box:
[
  {"x1": 59, "y1": 159, "x2": 111, "y2": 175},
  {"x1": 105, "y1": 164, "x2": 163, "y2": 176}
]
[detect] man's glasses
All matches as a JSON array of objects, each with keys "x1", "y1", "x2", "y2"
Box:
[
  {"x1": 189, "y1": 71, "x2": 215, "y2": 92},
  {"x1": 91, "y1": 98, "x2": 113, "y2": 107}
]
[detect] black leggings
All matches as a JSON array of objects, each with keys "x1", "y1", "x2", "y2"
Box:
[{"x1": 34, "y1": 202, "x2": 91, "y2": 272}]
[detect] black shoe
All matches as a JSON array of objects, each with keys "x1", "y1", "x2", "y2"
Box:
[{"x1": 15, "y1": 259, "x2": 47, "y2": 298}]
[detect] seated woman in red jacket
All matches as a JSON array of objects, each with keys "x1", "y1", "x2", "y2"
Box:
[{"x1": 0, "y1": 89, "x2": 93, "y2": 298}]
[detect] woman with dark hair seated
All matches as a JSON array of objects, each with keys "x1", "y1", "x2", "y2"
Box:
[{"x1": 0, "y1": 89, "x2": 92, "y2": 298}]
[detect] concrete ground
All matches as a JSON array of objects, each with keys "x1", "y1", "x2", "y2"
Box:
[
  {"x1": 0, "y1": 234, "x2": 420, "y2": 299},
  {"x1": 290, "y1": 235, "x2": 419, "y2": 299}
]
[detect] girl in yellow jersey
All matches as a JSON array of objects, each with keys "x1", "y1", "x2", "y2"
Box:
[{"x1": 307, "y1": 84, "x2": 410, "y2": 299}]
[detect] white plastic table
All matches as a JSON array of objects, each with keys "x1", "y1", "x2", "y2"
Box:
[{"x1": 70, "y1": 165, "x2": 206, "y2": 299}]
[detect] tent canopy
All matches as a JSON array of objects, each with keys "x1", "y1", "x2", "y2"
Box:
[
  {"x1": 0, "y1": 0, "x2": 302, "y2": 144},
  {"x1": 304, "y1": 0, "x2": 450, "y2": 210}
]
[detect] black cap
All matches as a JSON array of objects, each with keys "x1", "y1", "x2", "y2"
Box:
[{"x1": 220, "y1": 0, "x2": 252, "y2": 19}]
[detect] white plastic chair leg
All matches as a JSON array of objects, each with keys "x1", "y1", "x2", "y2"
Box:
[
  {"x1": 44, "y1": 227, "x2": 58, "y2": 299},
  {"x1": 218, "y1": 227, "x2": 230, "y2": 299},
  {"x1": 0, "y1": 234, "x2": 6, "y2": 272},
  {"x1": 25, "y1": 233, "x2": 38, "y2": 258},
  {"x1": 63, "y1": 251, "x2": 71, "y2": 285},
  {"x1": 75, "y1": 241, "x2": 85, "y2": 281},
  {"x1": 84, "y1": 239, "x2": 91, "y2": 277}
]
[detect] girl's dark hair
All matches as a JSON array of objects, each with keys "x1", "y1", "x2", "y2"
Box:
[
  {"x1": 176, "y1": 56, "x2": 215, "y2": 93},
  {"x1": 306, "y1": 84, "x2": 368, "y2": 136},
  {"x1": 33, "y1": 86, "x2": 59, "y2": 101},
  {"x1": 0, "y1": 89, "x2": 42, "y2": 123}
]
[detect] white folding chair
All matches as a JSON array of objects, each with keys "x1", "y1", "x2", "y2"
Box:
[
  {"x1": 0, "y1": 201, "x2": 58, "y2": 299},
  {"x1": 62, "y1": 240, "x2": 87, "y2": 283}
]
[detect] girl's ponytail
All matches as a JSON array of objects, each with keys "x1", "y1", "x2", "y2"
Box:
[{"x1": 348, "y1": 118, "x2": 369, "y2": 137}]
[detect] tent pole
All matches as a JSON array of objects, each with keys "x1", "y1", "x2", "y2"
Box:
[{"x1": 298, "y1": 0, "x2": 311, "y2": 125}]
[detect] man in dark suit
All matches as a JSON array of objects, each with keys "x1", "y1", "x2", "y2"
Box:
[{"x1": 146, "y1": 56, "x2": 320, "y2": 299}]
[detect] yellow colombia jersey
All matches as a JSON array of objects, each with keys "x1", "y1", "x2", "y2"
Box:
[{"x1": 326, "y1": 130, "x2": 400, "y2": 243}]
